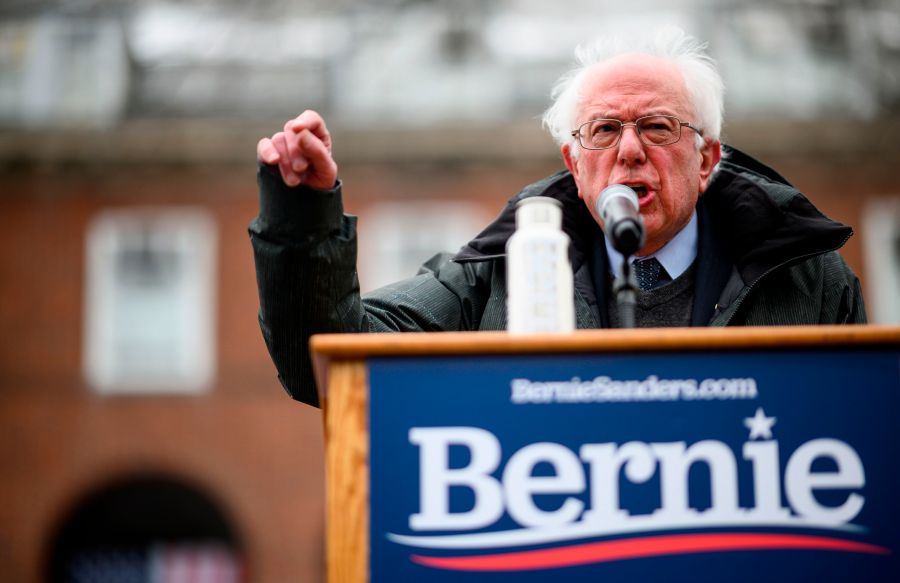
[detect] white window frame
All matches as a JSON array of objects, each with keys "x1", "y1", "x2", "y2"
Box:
[
  {"x1": 862, "y1": 197, "x2": 900, "y2": 324},
  {"x1": 83, "y1": 207, "x2": 217, "y2": 394},
  {"x1": 357, "y1": 200, "x2": 488, "y2": 293}
]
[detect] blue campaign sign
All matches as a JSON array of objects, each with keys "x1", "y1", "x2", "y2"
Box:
[{"x1": 368, "y1": 349, "x2": 900, "y2": 582}]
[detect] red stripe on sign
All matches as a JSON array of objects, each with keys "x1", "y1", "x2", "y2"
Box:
[{"x1": 410, "y1": 533, "x2": 891, "y2": 572}]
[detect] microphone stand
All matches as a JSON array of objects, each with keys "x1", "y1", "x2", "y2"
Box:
[{"x1": 613, "y1": 255, "x2": 638, "y2": 328}]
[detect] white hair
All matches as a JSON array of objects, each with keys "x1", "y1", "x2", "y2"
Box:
[{"x1": 542, "y1": 27, "x2": 724, "y2": 153}]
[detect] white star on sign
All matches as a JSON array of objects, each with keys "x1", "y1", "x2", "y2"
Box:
[{"x1": 744, "y1": 407, "x2": 777, "y2": 440}]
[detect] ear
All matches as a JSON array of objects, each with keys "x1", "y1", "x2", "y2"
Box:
[
  {"x1": 698, "y1": 139, "x2": 722, "y2": 193},
  {"x1": 562, "y1": 143, "x2": 580, "y2": 180}
]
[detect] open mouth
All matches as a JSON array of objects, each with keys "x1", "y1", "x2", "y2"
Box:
[
  {"x1": 628, "y1": 185, "x2": 648, "y2": 197},
  {"x1": 624, "y1": 184, "x2": 653, "y2": 206}
]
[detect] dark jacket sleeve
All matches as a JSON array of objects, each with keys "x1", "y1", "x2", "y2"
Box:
[
  {"x1": 249, "y1": 164, "x2": 366, "y2": 407},
  {"x1": 249, "y1": 165, "x2": 488, "y2": 406}
]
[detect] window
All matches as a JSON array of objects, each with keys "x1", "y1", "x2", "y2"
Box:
[
  {"x1": 357, "y1": 201, "x2": 487, "y2": 293},
  {"x1": 13, "y1": 17, "x2": 129, "y2": 127},
  {"x1": 862, "y1": 197, "x2": 900, "y2": 324},
  {"x1": 84, "y1": 208, "x2": 217, "y2": 394}
]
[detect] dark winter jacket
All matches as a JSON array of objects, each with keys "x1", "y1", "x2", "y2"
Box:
[{"x1": 249, "y1": 146, "x2": 866, "y2": 406}]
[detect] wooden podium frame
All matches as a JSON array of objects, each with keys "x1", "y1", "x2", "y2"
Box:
[{"x1": 310, "y1": 325, "x2": 900, "y2": 583}]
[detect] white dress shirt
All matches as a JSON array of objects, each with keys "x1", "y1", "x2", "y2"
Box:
[{"x1": 604, "y1": 210, "x2": 698, "y2": 280}]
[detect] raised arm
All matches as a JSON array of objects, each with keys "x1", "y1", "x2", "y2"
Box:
[
  {"x1": 250, "y1": 111, "x2": 363, "y2": 407},
  {"x1": 250, "y1": 111, "x2": 491, "y2": 407}
]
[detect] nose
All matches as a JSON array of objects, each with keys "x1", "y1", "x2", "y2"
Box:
[{"x1": 617, "y1": 123, "x2": 647, "y2": 165}]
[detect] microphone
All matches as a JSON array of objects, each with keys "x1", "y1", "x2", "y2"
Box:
[{"x1": 596, "y1": 184, "x2": 645, "y2": 257}]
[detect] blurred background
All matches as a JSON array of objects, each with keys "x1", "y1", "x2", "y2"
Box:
[{"x1": 1, "y1": 0, "x2": 899, "y2": 581}]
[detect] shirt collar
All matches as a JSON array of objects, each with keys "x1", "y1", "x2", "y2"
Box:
[{"x1": 605, "y1": 210, "x2": 698, "y2": 279}]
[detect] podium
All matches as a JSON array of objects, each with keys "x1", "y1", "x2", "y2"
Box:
[{"x1": 311, "y1": 326, "x2": 900, "y2": 583}]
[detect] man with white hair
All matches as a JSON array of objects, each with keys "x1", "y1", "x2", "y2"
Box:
[{"x1": 250, "y1": 29, "x2": 865, "y2": 407}]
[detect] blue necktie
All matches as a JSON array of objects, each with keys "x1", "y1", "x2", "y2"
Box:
[{"x1": 633, "y1": 257, "x2": 667, "y2": 291}]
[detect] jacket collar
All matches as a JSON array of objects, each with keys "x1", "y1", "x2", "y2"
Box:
[
  {"x1": 453, "y1": 170, "x2": 598, "y2": 270},
  {"x1": 706, "y1": 146, "x2": 853, "y2": 285},
  {"x1": 453, "y1": 145, "x2": 852, "y2": 288}
]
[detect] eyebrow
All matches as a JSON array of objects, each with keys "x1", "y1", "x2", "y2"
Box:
[{"x1": 581, "y1": 110, "x2": 678, "y2": 121}]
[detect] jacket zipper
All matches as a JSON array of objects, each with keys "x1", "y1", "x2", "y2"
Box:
[{"x1": 452, "y1": 253, "x2": 506, "y2": 264}]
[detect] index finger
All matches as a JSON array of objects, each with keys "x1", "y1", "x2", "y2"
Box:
[
  {"x1": 257, "y1": 137, "x2": 280, "y2": 165},
  {"x1": 286, "y1": 110, "x2": 332, "y2": 152}
]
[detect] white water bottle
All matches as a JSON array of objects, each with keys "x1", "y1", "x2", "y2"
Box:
[{"x1": 506, "y1": 197, "x2": 575, "y2": 334}]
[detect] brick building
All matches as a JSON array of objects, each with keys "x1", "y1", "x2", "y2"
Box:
[{"x1": 1, "y1": 116, "x2": 898, "y2": 580}]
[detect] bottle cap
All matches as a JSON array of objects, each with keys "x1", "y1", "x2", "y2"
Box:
[{"x1": 515, "y1": 197, "x2": 563, "y2": 229}]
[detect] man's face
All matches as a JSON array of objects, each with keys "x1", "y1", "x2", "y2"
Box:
[{"x1": 562, "y1": 54, "x2": 721, "y2": 256}]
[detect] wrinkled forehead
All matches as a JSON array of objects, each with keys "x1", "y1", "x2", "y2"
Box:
[{"x1": 577, "y1": 53, "x2": 693, "y2": 120}]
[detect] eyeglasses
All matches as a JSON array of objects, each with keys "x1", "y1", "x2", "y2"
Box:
[{"x1": 570, "y1": 115, "x2": 702, "y2": 150}]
